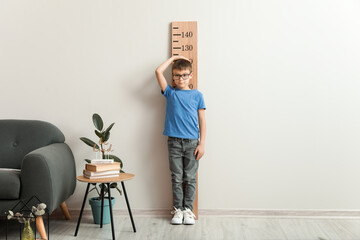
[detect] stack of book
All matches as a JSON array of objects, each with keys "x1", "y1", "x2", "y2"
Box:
[{"x1": 83, "y1": 159, "x2": 121, "y2": 179}]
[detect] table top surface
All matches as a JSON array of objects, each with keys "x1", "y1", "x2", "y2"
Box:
[{"x1": 77, "y1": 173, "x2": 135, "y2": 183}]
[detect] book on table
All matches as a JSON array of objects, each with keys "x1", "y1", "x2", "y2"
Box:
[
  {"x1": 89, "y1": 159, "x2": 114, "y2": 164},
  {"x1": 85, "y1": 162, "x2": 121, "y2": 172},
  {"x1": 83, "y1": 169, "x2": 119, "y2": 176},
  {"x1": 83, "y1": 174, "x2": 120, "y2": 179}
]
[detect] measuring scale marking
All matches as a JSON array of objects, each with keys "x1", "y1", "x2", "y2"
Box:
[{"x1": 171, "y1": 21, "x2": 198, "y2": 89}]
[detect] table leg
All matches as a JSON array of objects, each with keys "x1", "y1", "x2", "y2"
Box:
[
  {"x1": 107, "y1": 183, "x2": 115, "y2": 240},
  {"x1": 75, "y1": 183, "x2": 90, "y2": 236},
  {"x1": 100, "y1": 183, "x2": 104, "y2": 228},
  {"x1": 121, "y1": 182, "x2": 136, "y2": 232}
]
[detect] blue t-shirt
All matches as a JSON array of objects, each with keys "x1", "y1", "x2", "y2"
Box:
[{"x1": 162, "y1": 85, "x2": 206, "y2": 139}]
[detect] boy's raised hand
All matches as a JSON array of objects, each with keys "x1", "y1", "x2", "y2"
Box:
[{"x1": 172, "y1": 55, "x2": 190, "y2": 62}]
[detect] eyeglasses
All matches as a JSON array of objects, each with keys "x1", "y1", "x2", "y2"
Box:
[{"x1": 172, "y1": 73, "x2": 191, "y2": 80}]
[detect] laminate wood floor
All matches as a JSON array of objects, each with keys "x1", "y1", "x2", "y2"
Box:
[{"x1": 2, "y1": 215, "x2": 360, "y2": 240}]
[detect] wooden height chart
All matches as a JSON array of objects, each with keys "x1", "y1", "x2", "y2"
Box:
[
  {"x1": 171, "y1": 22, "x2": 198, "y2": 89},
  {"x1": 171, "y1": 21, "x2": 199, "y2": 218}
]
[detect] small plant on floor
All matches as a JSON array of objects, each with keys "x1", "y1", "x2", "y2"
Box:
[
  {"x1": 7, "y1": 203, "x2": 47, "y2": 222},
  {"x1": 7, "y1": 203, "x2": 47, "y2": 240},
  {"x1": 80, "y1": 113, "x2": 123, "y2": 199}
]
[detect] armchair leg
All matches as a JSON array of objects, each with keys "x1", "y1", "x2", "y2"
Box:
[
  {"x1": 36, "y1": 216, "x2": 47, "y2": 240},
  {"x1": 60, "y1": 201, "x2": 71, "y2": 220}
]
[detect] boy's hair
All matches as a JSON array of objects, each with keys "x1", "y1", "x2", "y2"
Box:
[{"x1": 172, "y1": 59, "x2": 192, "y2": 72}]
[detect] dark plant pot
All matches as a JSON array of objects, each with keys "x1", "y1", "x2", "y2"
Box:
[{"x1": 89, "y1": 197, "x2": 115, "y2": 225}]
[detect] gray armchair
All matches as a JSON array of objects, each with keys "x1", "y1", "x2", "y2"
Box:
[{"x1": 0, "y1": 120, "x2": 76, "y2": 220}]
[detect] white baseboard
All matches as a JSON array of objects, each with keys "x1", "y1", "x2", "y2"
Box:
[{"x1": 51, "y1": 208, "x2": 360, "y2": 219}]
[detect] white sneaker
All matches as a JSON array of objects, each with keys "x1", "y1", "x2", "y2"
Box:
[
  {"x1": 171, "y1": 207, "x2": 183, "y2": 225},
  {"x1": 183, "y1": 208, "x2": 196, "y2": 225}
]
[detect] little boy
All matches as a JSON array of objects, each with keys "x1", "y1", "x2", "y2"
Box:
[{"x1": 155, "y1": 56, "x2": 206, "y2": 225}]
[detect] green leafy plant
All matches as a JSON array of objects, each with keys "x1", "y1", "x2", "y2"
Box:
[{"x1": 80, "y1": 113, "x2": 123, "y2": 199}]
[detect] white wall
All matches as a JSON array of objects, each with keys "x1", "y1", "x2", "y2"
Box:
[{"x1": 1, "y1": 0, "x2": 360, "y2": 211}]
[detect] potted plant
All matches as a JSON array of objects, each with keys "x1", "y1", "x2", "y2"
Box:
[
  {"x1": 7, "y1": 203, "x2": 47, "y2": 240},
  {"x1": 80, "y1": 113, "x2": 124, "y2": 224}
]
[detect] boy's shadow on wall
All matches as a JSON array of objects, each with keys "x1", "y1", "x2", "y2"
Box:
[
  {"x1": 121, "y1": 67, "x2": 174, "y2": 211},
  {"x1": 117, "y1": 24, "x2": 175, "y2": 211}
]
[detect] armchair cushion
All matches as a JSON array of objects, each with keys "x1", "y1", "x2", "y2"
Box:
[
  {"x1": 0, "y1": 120, "x2": 65, "y2": 169},
  {"x1": 0, "y1": 169, "x2": 21, "y2": 199}
]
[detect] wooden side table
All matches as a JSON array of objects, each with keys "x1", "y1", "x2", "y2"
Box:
[{"x1": 74, "y1": 173, "x2": 136, "y2": 240}]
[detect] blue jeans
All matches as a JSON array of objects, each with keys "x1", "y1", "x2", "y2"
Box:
[{"x1": 168, "y1": 136, "x2": 199, "y2": 211}]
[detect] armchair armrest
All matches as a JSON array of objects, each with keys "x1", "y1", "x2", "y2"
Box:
[{"x1": 20, "y1": 143, "x2": 76, "y2": 213}]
